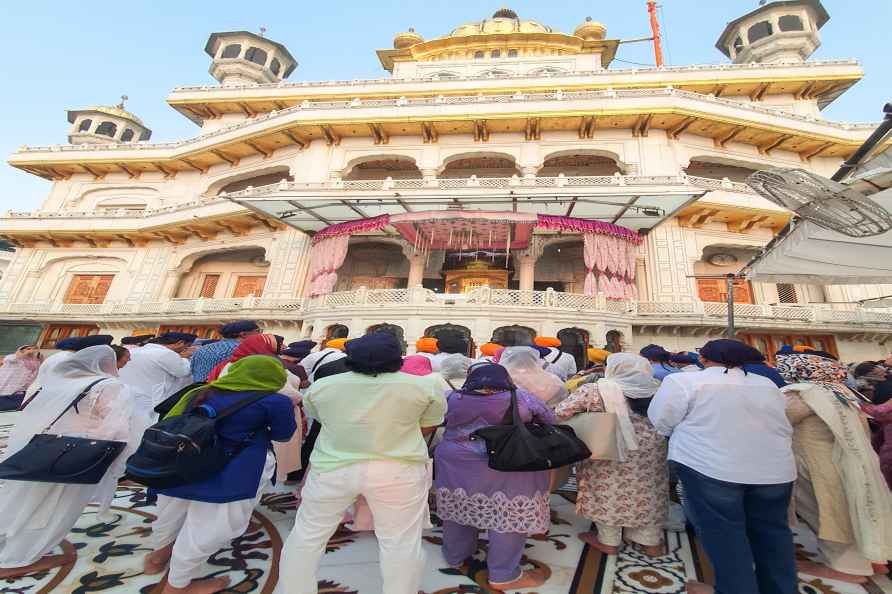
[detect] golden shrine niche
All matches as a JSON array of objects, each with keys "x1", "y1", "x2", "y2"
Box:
[{"x1": 444, "y1": 260, "x2": 510, "y2": 294}]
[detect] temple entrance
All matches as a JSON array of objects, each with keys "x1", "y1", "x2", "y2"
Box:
[
  {"x1": 558, "y1": 327, "x2": 590, "y2": 370},
  {"x1": 367, "y1": 323, "x2": 407, "y2": 355},
  {"x1": 441, "y1": 251, "x2": 514, "y2": 294},
  {"x1": 424, "y1": 323, "x2": 474, "y2": 357},
  {"x1": 492, "y1": 325, "x2": 536, "y2": 346},
  {"x1": 325, "y1": 324, "x2": 349, "y2": 340}
]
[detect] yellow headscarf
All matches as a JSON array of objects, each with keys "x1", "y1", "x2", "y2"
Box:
[
  {"x1": 588, "y1": 347, "x2": 610, "y2": 364},
  {"x1": 326, "y1": 338, "x2": 348, "y2": 351}
]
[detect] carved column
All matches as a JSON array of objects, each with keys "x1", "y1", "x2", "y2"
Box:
[
  {"x1": 517, "y1": 255, "x2": 536, "y2": 291},
  {"x1": 407, "y1": 253, "x2": 426, "y2": 287}
]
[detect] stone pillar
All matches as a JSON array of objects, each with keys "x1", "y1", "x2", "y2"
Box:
[
  {"x1": 407, "y1": 253, "x2": 426, "y2": 287},
  {"x1": 421, "y1": 168, "x2": 438, "y2": 187},
  {"x1": 517, "y1": 254, "x2": 536, "y2": 291}
]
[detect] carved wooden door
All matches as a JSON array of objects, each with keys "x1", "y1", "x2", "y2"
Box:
[
  {"x1": 696, "y1": 278, "x2": 753, "y2": 304},
  {"x1": 232, "y1": 276, "x2": 266, "y2": 298},
  {"x1": 64, "y1": 275, "x2": 114, "y2": 304}
]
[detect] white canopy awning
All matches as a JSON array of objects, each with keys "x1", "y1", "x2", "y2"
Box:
[{"x1": 745, "y1": 187, "x2": 892, "y2": 284}]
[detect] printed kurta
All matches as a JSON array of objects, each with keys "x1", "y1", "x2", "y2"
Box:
[{"x1": 555, "y1": 383, "x2": 668, "y2": 528}]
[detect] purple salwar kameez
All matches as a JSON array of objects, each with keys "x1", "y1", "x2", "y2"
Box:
[{"x1": 434, "y1": 388, "x2": 554, "y2": 583}]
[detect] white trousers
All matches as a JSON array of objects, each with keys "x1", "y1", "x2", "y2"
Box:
[
  {"x1": 151, "y1": 452, "x2": 275, "y2": 588},
  {"x1": 277, "y1": 460, "x2": 431, "y2": 594}
]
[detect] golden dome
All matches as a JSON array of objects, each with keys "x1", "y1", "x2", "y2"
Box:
[
  {"x1": 393, "y1": 28, "x2": 424, "y2": 49},
  {"x1": 574, "y1": 16, "x2": 607, "y2": 41},
  {"x1": 448, "y1": 8, "x2": 552, "y2": 37}
]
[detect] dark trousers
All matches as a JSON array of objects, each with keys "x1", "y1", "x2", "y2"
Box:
[{"x1": 671, "y1": 462, "x2": 797, "y2": 594}]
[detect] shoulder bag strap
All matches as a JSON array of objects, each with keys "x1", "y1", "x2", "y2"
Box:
[
  {"x1": 445, "y1": 378, "x2": 457, "y2": 391},
  {"x1": 311, "y1": 351, "x2": 336, "y2": 374},
  {"x1": 549, "y1": 350, "x2": 563, "y2": 364},
  {"x1": 498, "y1": 388, "x2": 524, "y2": 426},
  {"x1": 213, "y1": 393, "x2": 273, "y2": 421},
  {"x1": 44, "y1": 378, "x2": 109, "y2": 432},
  {"x1": 19, "y1": 387, "x2": 43, "y2": 411}
]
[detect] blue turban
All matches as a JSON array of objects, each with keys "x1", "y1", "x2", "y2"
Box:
[
  {"x1": 532, "y1": 345, "x2": 552, "y2": 358},
  {"x1": 700, "y1": 339, "x2": 763, "y2": 368},
  {"x1": 73, "y1": 335, "x2": 114, "y2": 350},
  {"x1": 54, "y1": 337, "x2": 80, "y2": 350},
  {"x1": 461, "y1": 362, "x2": 515, "y2": 394},
  {"x1": 640, "y1": 344, "x2": 671, "y2": 362},
  {"x1": 155, "y1": 332, "x2": 197, "y2": 345},
  {"x1": 283, "y1": 340, "x2": 316, "y2": 359},
  {"x1": 344, "y1": 332, "x2": 402, "y2": 374},
  {"x1": 220, "y1": 320, "x2": 260, "y2": 338},
  {"x1": 670, "y1": 352, "x2": 699, "y2": 366}
]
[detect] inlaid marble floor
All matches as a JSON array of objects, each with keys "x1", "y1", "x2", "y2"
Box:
[{"x1": 0, "y1": 412, "x2": 890, "y2": 594}]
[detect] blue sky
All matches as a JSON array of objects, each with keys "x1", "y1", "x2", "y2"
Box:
[{"x1": 2, "y1": 0, "x2": 889, "y2": 211}]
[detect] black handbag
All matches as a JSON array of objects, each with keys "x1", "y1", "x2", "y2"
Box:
[
  {"x1": 0, "y1": 379, "x2": 127, "y2": 485},
  {"x1": 471, "y1": 389, "x2": 592, "y2": 472}
]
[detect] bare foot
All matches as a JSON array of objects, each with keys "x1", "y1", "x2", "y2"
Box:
[
  {"x1": 0, "y1": 552, "x2": 75, "y2": 579},
  {"x1": 685, "y1": 581, "x2": 715, "y2": 594},
  {"x1": 638, "y1": 543, "x2": 665, "y2": 557},
  {"x1": 578, "y1": 531, "x2": 619, "y2": 556},
  {"x1": 161, "y1": 576, "x2": 230, "y2": 594},
  {"x1": 144, "y1": 542, "x2": 174, "y2": 575},
  {"x1": 796, "y1": 559, "x2": 868, "y2": 584},
  {"x1": 873, "y1": 562, "x2": 890, "y2": 575},
  {"x1": 487, "y1": 568, "x2": 548, "y2": 590}
]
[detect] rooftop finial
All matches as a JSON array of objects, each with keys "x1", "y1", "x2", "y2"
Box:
[
  {"x1": 492, "y1": 7, "x2": 518, "y2": 19},
  {"x1": 259, "y1": 25, "x2": 267, "y2": 37},
  {"x1": 585, "y1": 16, "x2": 592, "y2": 22},
  {"x1": 117, "y1": 94, "x2": 128, "y2": 109}
]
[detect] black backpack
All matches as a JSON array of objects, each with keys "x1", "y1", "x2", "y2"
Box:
[{"x1": 125, "y1": 392, "x2": 269, "y2": 489}]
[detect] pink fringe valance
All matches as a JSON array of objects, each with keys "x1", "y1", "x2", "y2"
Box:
[
  {"x1": 312, "y1": 215, "x2": 390, "y2": 244},
  {"x1": 536, "y1": 215, "x2": 642, "y2": 245}
]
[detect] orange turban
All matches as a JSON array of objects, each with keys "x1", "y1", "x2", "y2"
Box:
[
  {"x1": 534, "y1": 337, "x2": 561, "y2": 348},
  {"x1": 480, "y1": 342, "x2": 501, "y2": 357},
  {"x1": 588, "y1": 348, "x2": 610, "y2": 364},
  {"x1": 326, "y1": 338, "x2": 348, "y2": 351},
  {"x1": 792, "y1": 345, "x2": 813, "y2": 353},
  {"x1": 416, "y1": 337, "x2": 439, "y2": 354}
]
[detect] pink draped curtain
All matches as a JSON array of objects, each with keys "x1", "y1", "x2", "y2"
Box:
[
  {"x1": 583, "y1": 234, "x2": 597, "y2": 296},
  {"x1": 305, "y1": 235, "x2": 350, "y2": 297}
]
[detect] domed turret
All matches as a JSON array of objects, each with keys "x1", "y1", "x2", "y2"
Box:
[
  {"x1": 716, "y1": 0, "x2": 829, "y2": 64},
  {"x1": 66, "y1": 96, "x2": 151, "y2": 145},
  {"x1": 574, "y1": 16, "x2": 607, "y2": 41},
  {"x1": 393, "y1": 28, "x2": 423, "y2": 49},
  {"x1": 492, "y1": 7, "x2": 518, "y2": 19},
  {"x1": 204, "y1": 30, "x2": 297, "y2": 86}
]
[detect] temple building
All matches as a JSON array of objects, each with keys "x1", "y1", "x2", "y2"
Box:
[{"x1": 2, "y1": 1, "x2": 891, "y2": 361}]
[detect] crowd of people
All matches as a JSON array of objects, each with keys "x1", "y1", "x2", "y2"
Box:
[{"x1": 0, "y1": 323, "x2": 891, "y2": 594}]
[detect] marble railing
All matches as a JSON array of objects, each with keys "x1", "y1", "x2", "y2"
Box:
[
  {"x1": 16, "y1": 85, "x2": 877, "y2": 155},
  {"x1": 170, "y1": 59, "x2": 860, "y2": 92},
  {"x1": 6, "y1": 288, "x2": 889, "y2": 330}
]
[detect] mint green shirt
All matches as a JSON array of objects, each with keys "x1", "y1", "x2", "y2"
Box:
[{"x1": 303, "y1": 371, "x2": 447, "y2": 472}]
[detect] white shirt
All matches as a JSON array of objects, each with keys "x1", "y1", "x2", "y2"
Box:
[
  {"x1": 118, "y1": 343, "x2": 192, "y2": 415},
  {"x1": 544, "y1": 348, "x2": 577, "y2": 381},
  {"x1": 648, "y1": 366, "x2": 795, "y2": 485},
  {"x1": 299, "y1": 348, "x2": 347, "y2": 383}
]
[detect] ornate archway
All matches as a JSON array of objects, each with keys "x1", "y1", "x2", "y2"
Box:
[
  {"x1": 424, "y1": 323, "x2": 475, "y2": 357},
  {"x1": 491, "y1": 325, "x2": 536, "y2": 346},
  {"x1": 367, "y1": 323, "x2": 407, "y2": 355},
  {"x1": 558, "y1": 327, "x2": 590, "y2": 370}
]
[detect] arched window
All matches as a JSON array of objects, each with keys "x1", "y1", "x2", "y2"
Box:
[
  {"x1": 78, "y1": 119, "x2": 92, "y2": 132},
  {"x1": 474, "y1": 51, "x2": 484, "y2": 59},
  {"x1": 747, "y1": 21, "x2": 773, "y2": 43},
  {"x1": 732, "y1": 36, "x2": 744, "y2": 53},
  {"x1": 490, "y1": 49, "x2": 501, "y2": 58},
  {"x1": 95, "y1": 121, "x2": 117, "y2": 137},
  {"x1": 245, "y1": 46, "x2": 268, "y2": 65},
  {"x1": 270, "y1": 57, "x2": 281, "y2": 75},
  {"x1": 507, "y1": 49, "x2": 518, "y2": 57},
  {"x1": 779, "y1": 15, "x2": 804, "y2": 31},
  {"x1": 221, "y1": 43, "x2": 241, "y2": 59},
  {"x1": 120, "y1": 128, "x2": 135, "y2": 142}
]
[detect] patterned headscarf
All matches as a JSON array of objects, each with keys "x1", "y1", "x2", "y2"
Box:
[
  {"x1": 207, "y1": 333, "x2": 280, "y2": 381},
  {"x1": 776, "y1": 353, "x2": 857, "y2": 405}
]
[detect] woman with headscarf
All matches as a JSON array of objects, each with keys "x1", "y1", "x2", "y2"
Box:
[
  {"x1": 0, "y1": 345, "x2": 136, "y2": 578},
  {"x1": 776, "y1": 352, "x2": 892, "y2": 583},
  {"x1": 280, "y1": 332, "x2": 446, "y2": 594},
  {"x1": 555, "y1": 353, "x2": 666, "y2": 556},
  {"x1": 499, "y1": 346, "x2": 567, "y2": 407},
  {"x1": 143, "y1": 356, "x2": 295, "y2": 593},
  {"x1": 434, "y1": 363, "x2": 553, "y2": 590},
  {"x1": 440, "y1": 353, "x2": 474, "y2": 391},
  {"x1": 0, "y1": 345, "x2": 42, "y2": 397}
]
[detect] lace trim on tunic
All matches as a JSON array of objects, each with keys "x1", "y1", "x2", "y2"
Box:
[{"x1": 435, "y1": 487, "x2": 550, "y2": 534}]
